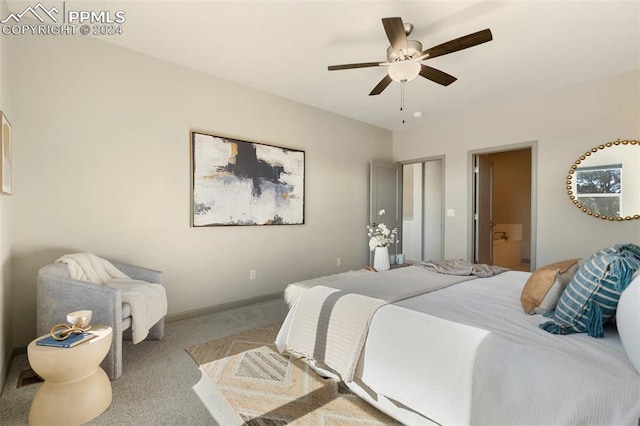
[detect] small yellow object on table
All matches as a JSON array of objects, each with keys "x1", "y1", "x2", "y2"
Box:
[{"x1": 27, "y1": 325, "x2": 113, "y2": 426}]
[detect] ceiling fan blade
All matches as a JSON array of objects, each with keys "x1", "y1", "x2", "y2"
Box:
[
  {"x1": 422, "y1": 29, "x2": 493, "y2": 60},
  {"x1": 369, "y1": 75, "x2": 393, "y2": 96},
  {"x1": 419, "y1": 64, "x2": 457, "y2": 86},
  {"x1": 328, "y1": 62, "x2": 383, "y2": 71},
  {"x1": 382, "y1": 17, "x2": 408, "y2": 55}
]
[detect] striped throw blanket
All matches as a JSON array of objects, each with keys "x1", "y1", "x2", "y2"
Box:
[
  {"x1": 540, "y1": 243, "x2": 640, "y2": 337},
  {"x1": 277, "y1": 267, "x2": 474, "y2": 382}
]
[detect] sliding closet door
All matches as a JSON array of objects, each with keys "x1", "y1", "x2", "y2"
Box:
[
  {"x1": 401, "y1": 159, "x2": 443, "y2": 263},
  {"x1": 423, "y1": 160, "x2": 443, "y2": 261},
  {"x1": 402, "y1": 163, "x2": 422, "y2": 261}
]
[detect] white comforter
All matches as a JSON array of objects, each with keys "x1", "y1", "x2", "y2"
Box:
[{"x1": 278, "y1": 268, "x2": 640, "y2": 425}]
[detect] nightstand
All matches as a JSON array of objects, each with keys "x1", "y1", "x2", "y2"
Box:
[{"x1": 27, "y1": 325, "x2": 113, "y2": 425}]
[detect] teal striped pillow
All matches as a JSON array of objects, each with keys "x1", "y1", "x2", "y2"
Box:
[{"x1": 540, "y1": 243, "x2": 640, "y2": 338}]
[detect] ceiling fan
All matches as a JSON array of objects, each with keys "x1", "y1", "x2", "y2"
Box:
[{"x1": 328, "y1": 17, "x2": 493, "y2": 96}]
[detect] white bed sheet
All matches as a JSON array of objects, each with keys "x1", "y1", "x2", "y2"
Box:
[{"x1": 354, "y1": 270, "x2": 640, "y2": 425}]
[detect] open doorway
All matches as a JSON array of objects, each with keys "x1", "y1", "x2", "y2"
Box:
[{"x1": 472, "y1": 146, "x2": 534, "y2": 272}]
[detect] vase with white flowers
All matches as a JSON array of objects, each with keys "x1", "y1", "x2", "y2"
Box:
[{"x1": 367, "y1": 209, "x2": 399, "y2": 271}]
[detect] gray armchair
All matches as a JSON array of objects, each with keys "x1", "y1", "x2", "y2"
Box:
[{"x1": 36, "y1": 260, "x2": 165, "y2": 380}]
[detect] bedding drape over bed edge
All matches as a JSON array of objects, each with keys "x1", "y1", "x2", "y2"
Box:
[{"x1": 276, "y1": 267, "x2": 474, "y2": 382}]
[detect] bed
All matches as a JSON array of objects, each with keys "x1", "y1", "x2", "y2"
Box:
[{"x1": 276, "y1": 263, "x2": 640, "y2": 425}]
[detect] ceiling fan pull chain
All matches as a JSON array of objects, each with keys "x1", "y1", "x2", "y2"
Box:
[{"x1": 401, "y1": 82, "x2": 406, "y2": 124}]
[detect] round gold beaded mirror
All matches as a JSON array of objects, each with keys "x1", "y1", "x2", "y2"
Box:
[{"x1": 567, "y1": 139, "x2": 640, "y2": 221}]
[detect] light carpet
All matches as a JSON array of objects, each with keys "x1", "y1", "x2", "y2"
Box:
[{"x1": 186, "y1": 322, "x2": 399, "y2": 425}]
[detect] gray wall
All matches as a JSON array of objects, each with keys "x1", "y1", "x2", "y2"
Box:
[
  {"x1": 5, "y1": 33, "x2": 392, "y2": 348},
  {"x1": 0, "y1": 0, "x2": 12, "y2": 391},
  {"x1": 394, "y1": 70, "x2": 640, "y2": 267}
]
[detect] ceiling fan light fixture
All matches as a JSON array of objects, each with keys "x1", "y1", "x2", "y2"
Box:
[{"x1": 388, "y1": 60, "x2": 420, "y2": 82}]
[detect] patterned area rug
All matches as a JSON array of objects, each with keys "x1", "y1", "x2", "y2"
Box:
[{"x1": 186, "y1": 323, "x2": 399, "y2": 425}]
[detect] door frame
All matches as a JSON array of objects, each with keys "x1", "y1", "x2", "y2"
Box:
[{"x1": 467, "y1": 141, "x2": 538, "y2": 269}]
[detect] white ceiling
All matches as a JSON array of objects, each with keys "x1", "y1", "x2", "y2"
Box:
[{"x1": 47, "y1": 1, "x2": 640, "y2": 130}]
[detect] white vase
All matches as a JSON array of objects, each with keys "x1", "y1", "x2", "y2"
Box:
[{"x1": 373, "y1": 246, "x2": 391, "y2": 271}]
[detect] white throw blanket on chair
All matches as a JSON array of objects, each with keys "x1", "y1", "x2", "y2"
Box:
[{"x1": 56, "y1": 252, "x2": 168, "y2": 344}]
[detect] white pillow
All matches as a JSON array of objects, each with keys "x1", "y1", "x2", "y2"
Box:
[{"x1": 617, "y1": 270, "x2": 640, "y2": 374}]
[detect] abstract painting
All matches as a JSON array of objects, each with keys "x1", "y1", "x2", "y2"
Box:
[
  {"x1": 0, "y1": 112, "x2": 11, "y2": 195},
  {"x1": 191, "y1": 131, "x2": 304, "y2": 226}
]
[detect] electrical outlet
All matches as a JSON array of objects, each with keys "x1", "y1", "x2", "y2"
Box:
[
  {"x1": 337, "y1": 257, "x2": 342, "y2": 266},
  {"x1": 249, "y1": 269, "x2": 256, "y2": 280},
  {"x1": 447, "y1": 209, "x2": 455, "y2": 217}
]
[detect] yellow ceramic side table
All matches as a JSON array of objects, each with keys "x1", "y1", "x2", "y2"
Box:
[{"x1": 27, "y1": 325, "x2": 113, "y2": 425}]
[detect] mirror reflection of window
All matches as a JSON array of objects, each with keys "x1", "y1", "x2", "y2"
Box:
[
  {"x1": 576, "y1": 164, "x2": 622, "y2": 217},
  {"x1": 576, "y1": 165, "x2": 621, "y2": 194}
]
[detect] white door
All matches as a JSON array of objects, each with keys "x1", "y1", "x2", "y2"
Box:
[
  {"x1": 370, "y1": 161, "x2": 402, "y2": 262},
  {"x1": 474, "y1": 155, "x2": 493, "y2": 264}
]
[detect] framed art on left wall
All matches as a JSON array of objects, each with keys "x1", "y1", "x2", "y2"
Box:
[
  {"x1": 191, "y1": 131, "x2": 305, "y2": 226},
  {"x1": 1, "y1": 111, "x2": 11, "y2": 195}
]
